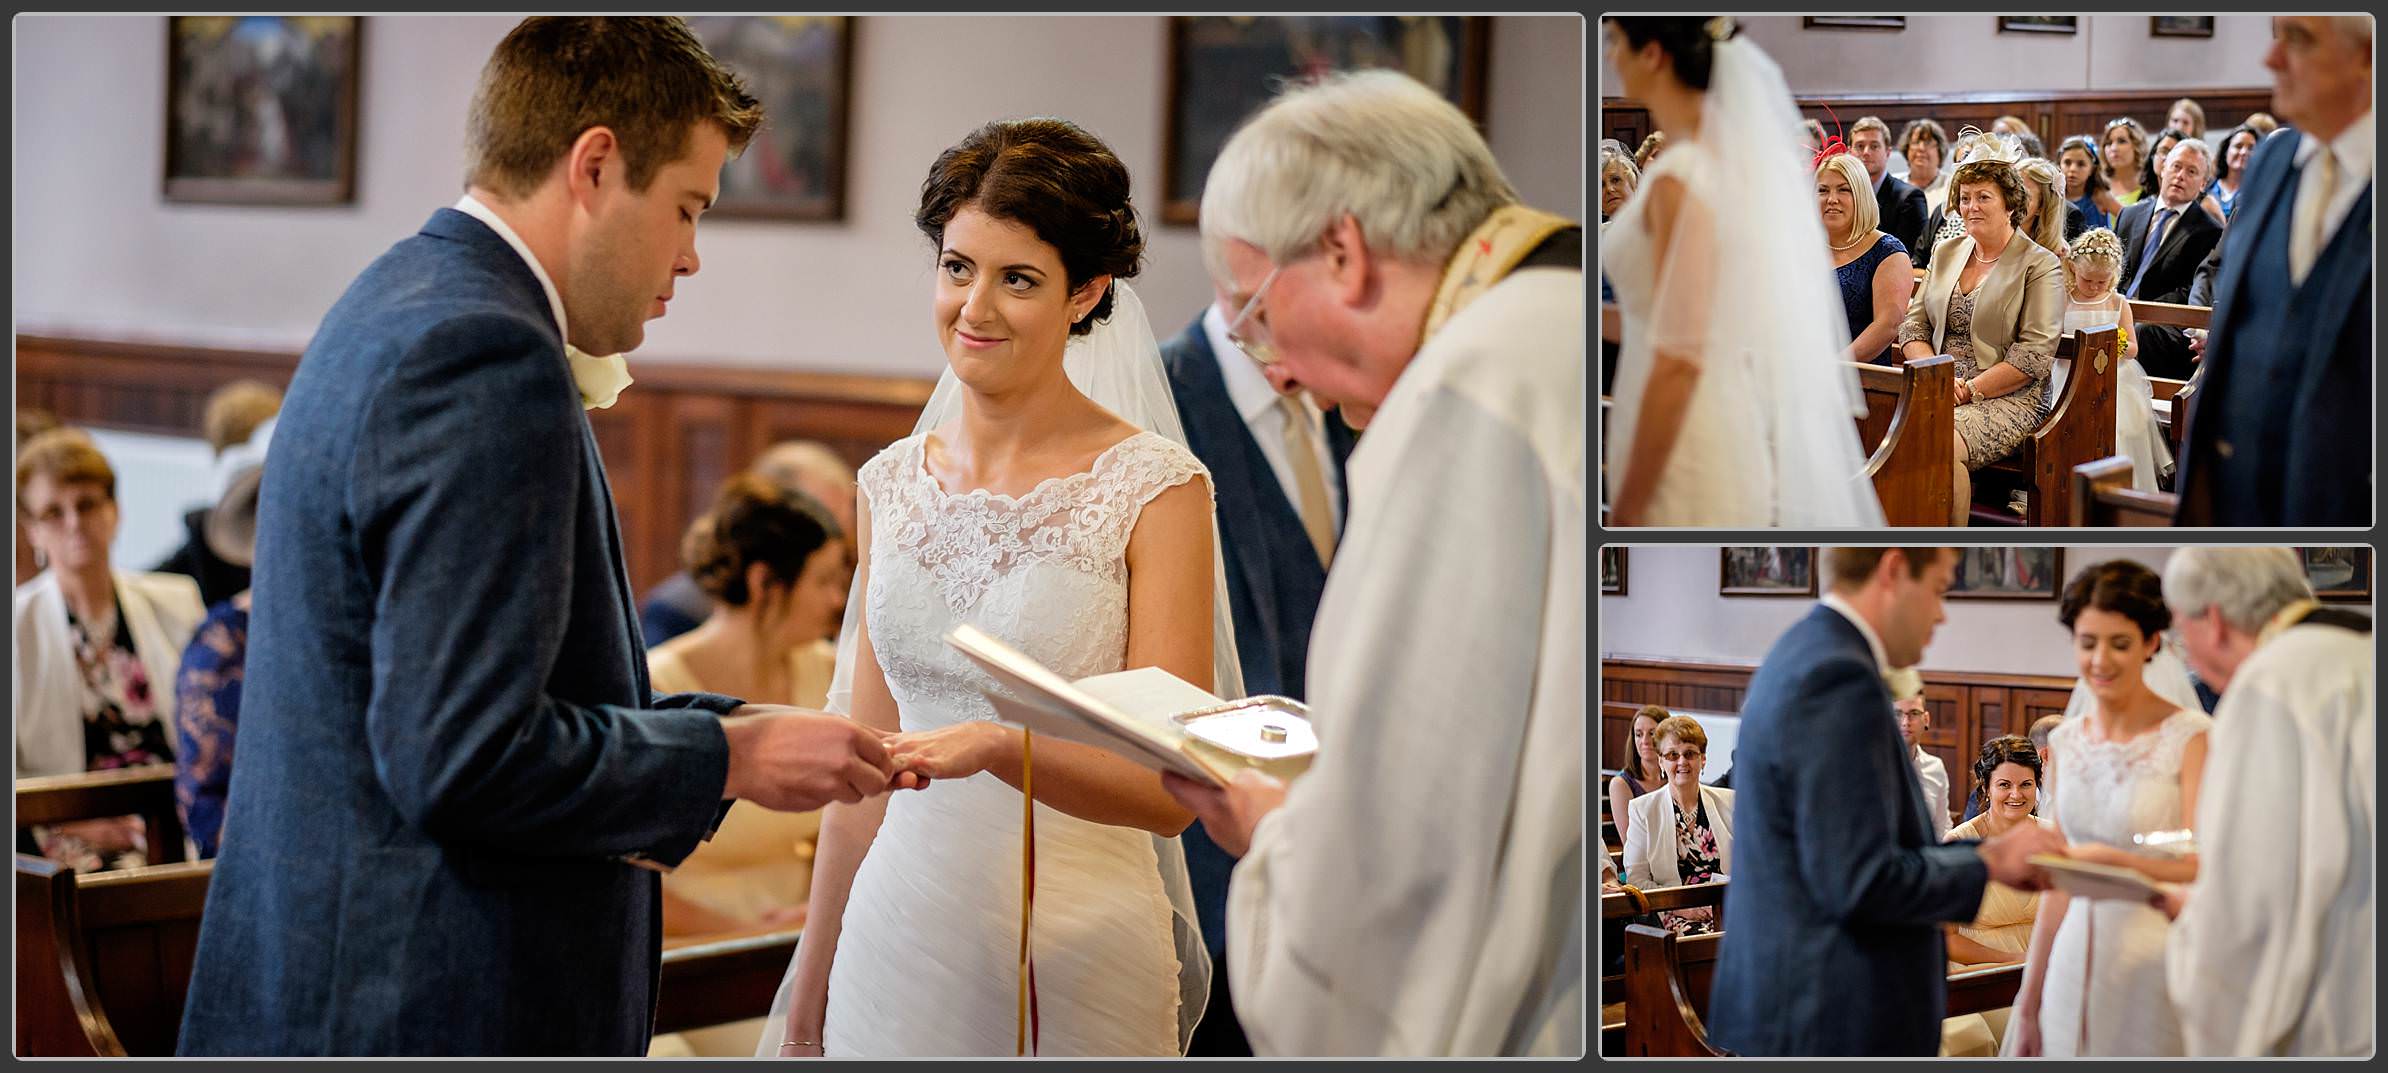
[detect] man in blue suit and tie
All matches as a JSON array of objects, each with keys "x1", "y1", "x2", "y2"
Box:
[
  {"x1": 2176, "y1": 15, "x2": 2372, "y2": 526},
  {"x1": 1160, "y1": 295, "x2": 1355, "y2": 1055},
  {"x1": 180, "y1": 19, "x2": 906, "y2": 1056},
  {"x1": 1708, "y1": 548, "x2": 2063, "y2": 1056}
]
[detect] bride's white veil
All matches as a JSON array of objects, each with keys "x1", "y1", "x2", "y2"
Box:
[
  {"x1": 1634, "y1": 24, "x2": 1886, "y2": 526},
  {"x1": 759, "y1": 280, "x2": 1229, "y2": 1054}
]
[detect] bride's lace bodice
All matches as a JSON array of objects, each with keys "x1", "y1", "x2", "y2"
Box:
[
  {"x1": 2049, "y1": 707, "x2": 2212, "y2": 847},
  {"x1": 861, "y1": 429, "x2": 1210, "y2": 731}
]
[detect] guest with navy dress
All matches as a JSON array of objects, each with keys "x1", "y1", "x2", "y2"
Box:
[{"x1": 1818, "y1": 150, "x2": 1914, "y2": 364}]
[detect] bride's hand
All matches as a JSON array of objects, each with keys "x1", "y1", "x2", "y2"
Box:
[{"x1": 884, "y1": 722, "x2": 1010, "y2": 781}]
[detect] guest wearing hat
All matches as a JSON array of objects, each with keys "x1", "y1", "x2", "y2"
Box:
[
  {"x1": 172, "y1": 423, "x2": 271, "y2": 859},
  {"x1": 152, "y1": 380, "x2": 281, "y2": 607}
]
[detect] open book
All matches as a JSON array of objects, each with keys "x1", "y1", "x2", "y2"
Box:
[
  {"x1": 946, "y1": 624, "x2": 1315, "y2": 788},
  {"x1": 2029, "y1": 854, "x2": 2162, "y2": 902}
]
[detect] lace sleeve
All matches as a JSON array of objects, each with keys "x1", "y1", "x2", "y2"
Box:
[{"x1": 1091, "y1": 435, "x2": 1212, "y2": 563}]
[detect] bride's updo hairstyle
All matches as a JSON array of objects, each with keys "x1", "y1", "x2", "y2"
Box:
[
  {"x1": 1601, "y1": 16, "x2": 1742, "y2": 91},
  {"x1": 2058, "y1": 559, "x2": 2172, "y2": 646},
  {"x1": 915, "y1": 117, "x2": 1143, "y2": 336}
]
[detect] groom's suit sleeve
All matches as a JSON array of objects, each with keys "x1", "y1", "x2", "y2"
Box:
[
  {"x1": 1785, "y1": 657, "x2": 1987, "y2": 927},
  {"x1": 351, "y1": 313, "x2": 731, "y2": 865}
]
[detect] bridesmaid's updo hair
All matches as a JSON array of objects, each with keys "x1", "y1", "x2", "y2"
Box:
[
  {"x1": 916, "y1": 117, "x2": 1144, "y2": 336},
  {"x1": 2058, "y1": 559, "x2": 2172, "y2": 641},
  {"x1": 1602, "y1": 17, "x2": 1741, "y2": 92},
  {"x1": 681, "y1": 473, "x2": 838, "y2": 608},
  {"x1": 1969, "y1": 735, "x2": 2043, "y2": 813}
]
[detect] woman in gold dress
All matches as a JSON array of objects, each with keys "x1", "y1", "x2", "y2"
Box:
[{"x1": 1939, "y1": 735, "x2": 2050, "y2": 1054}]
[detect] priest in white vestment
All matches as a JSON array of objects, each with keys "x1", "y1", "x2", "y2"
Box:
[
  {"x1": 2158, "y1": 547, "x2": 2374, "y2": 1056},
  {"x1": 1163, "y1": 69, "x2": 1585, "y2": 1057}
]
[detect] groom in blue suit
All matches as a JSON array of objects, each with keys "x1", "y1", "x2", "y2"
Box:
[
  {"x1": 1160, "y1": 300, "x2": 1355, "y2": 1055},
  {"x1": 180, "y1": 20, "x2": 904, "y2": 1056},
  {"x1": 1708, "y1": 548, "x2": 2062, "y2": 1056},
  {"x1": 2175, "y1": 15, "x2": 2372, "y2": 526}
]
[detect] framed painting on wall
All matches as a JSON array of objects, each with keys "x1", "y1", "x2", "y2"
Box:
[
  {"x1": 1948, "y1": 547, "x2": 2063, "y2": 600},
  {"x1": 1719, "y1": 547, "x2": 1816, "y2": 597},
  {"x1": 164, "y1": 16, "x2": 361, "y2": 204},
  {"x1": 1997, "y1": 16, "x2": 2079, "y2": 35},
  {"x1": 686, "y1": 16, "x2": 853, "y2": 221},
  {"x1": 1162, "y1": 16, "x2": 1489, "y2": 226},
  {"x1": 2298, "y1": 547, "x2": 2371, "y2": 602},
  {"x1": 2150, "y1": 16, "x2": 2216, "y2": 38},
  {"x1": 1601, "y1": 546, "x2": 1627, "y2": 595},
  {"x1": 1803, "y1": 17, "x2": 1906, "y2": 31}
]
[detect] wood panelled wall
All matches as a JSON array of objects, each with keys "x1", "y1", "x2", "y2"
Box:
[
  {"x1": 16, "y1": 333, "x2": 935, "y2": 597},
  {"x1": 1602, "y1": 657, "x2": 2074, "y2": 827},
  {"x1": 1600, "y1": 87, "x2": 2275, "y2": 160}
]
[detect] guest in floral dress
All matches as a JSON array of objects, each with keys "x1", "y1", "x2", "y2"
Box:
[
  {"x1": 14, "y1": 429, "x2": 205, "y2": 870},
  {"x1": 172, "y1": 436, "x2": 270, "y2": 859},
  {"x1": 1896, "y1": 137, "x2": 2066, "y2": 525},
  {"x1": 1621, "y1": 715, "x2": 1735, "y2": 934}
]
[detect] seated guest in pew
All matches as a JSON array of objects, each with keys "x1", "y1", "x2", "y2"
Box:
[
  {"x1": 2244, "y1": 110, "x2": 2280, "y2": 137},
  {"x1": 639, "y1": 440, "x2": 854, "y2": 647},
  {"x1": 1911, "y1": 127, "x2": 2002, "y2": 271},
  {"x1": 2102, "y1": 116, "x2": 2152, "y2": 207},
  {"x1": 172, "y1": 425, "x2": 272, "y2": 860},
  {"x1": 1709, "y1": 548, "x2": 2064, "y2": 1056},
  {"x1": 1634, "y1": 129, "x2": 1667, "y2": 171},
  {"x1": 2117, "y1": 138, "x2": 2226, "y2": 380},
  {"x1": 2009, "y1": 560, "x2": 2210, "y2": 1057},
  {"x1": 1895, "y1": 135, "x2": 2066, "y2": 526},
  {"x1": 1600, "y1": 142, "x2": 1640, "y2": 227},
  {"x1": 1891, "y1": 680, "x2": 1949, "y2": 840},
  {"x1": 1901, "y1": 119, "x2": 1953, "y2": 215},
  {"x1": 14, "y1": 429, "x2": 207, "y2": 872},
  {"x1": 1992, "y1": 114, "x2": 2031, "y2": 139},
  {"x1": 2051, "y1": 228, "x2": 2171, "y2": 491},
  {"x1": 2168, "y1": 96, "x2": 2207, "y2": 140},
  {"x1": 1851, "y1": 115, "x2": 1930, "y2": 252},
  {"x1": 16, "y1": 407, "x2": 60, "y2": 586},
  {"x1": 1621, "y1": 715, "x2": 1733, "y2": 936},
  {"x1": 2150, "y1": 129, "x2": 2230, "y2": 226},
  {"x1": 150, "y1": 381, "x2": 281, "y2": 609},
  {"x1": 2060, "y1": 136, "x2": 2121, "y2": 230},
  {"x1": 645, "y1": 474, "x2": 844, "y2": 936},
  {"x1": 1815, "y1": 151, "x2": 1912, "y2": 364},
  {"x1": 2016, "y1": 156, "x2": 2086, "y2": 254},
  {"x1": 1799, "y1": 117, "x2": 1826, "y2": 158},
  {"x1": 1608, "y1": 705, "x2": 1668, "y2": 836},
  {"x1": 2208, "y1": 123, "x2": 2264, "y2": 218},
  {"x1": 2176, "y1": 14, "x2": 2372, "y2": 527},
  {"x1": 1939, "y1": 736, "x2": 2051, "y2": 1056},
  {"x1": 2155, "y1": 547, "x2": 2373, "y2": 1056}
]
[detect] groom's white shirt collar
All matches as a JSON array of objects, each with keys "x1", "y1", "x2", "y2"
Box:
[
  {"x1": 452, "y1": 194, "x2": 633, "y2": 409},
  {"x1": 1819, "y1": 591, "x2": 1890, "y2": 675}
]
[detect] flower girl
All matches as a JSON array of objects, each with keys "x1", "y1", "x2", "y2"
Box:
[{"x1": 2048, "y1": 228, "x2": 2171, "y2": 490}]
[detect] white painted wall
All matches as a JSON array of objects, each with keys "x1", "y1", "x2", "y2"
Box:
[
  {"x1": 14, "y1": 14, "x2": 1583, "y2": 378},
  {"x1": 1599, "y1": 15, "x2": 2273, "y2": 98},
  {"x1": 1599, "y1": 545, "x2": 2185, "y2": 678}
]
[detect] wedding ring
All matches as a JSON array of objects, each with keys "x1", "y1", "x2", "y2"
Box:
[{"x1": 1260, "y1": 724, "x2": 1288, "y2": 744}]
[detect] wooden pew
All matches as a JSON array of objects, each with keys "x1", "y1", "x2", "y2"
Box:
[
  {"x1": 2127, "y1": 300, "x2": 2209, "y2": 469},
  {"x1": 1851, "y1": 355, "x2": 1956, "y2": 527},
  {"x1": 1619, "y1": 923, "x2": 2026, "y2": 1057},
  {"x1": 1973, "y1": 325, "x2": 2119, "y2": 526},
  {"x1": 14, "y1": 854, "x2": 210, "y2": 1056},
  {"x1": 17, "y1": 766, "x2": 189, "y2": 865},
  {"x1": 655, "y1": 928, "x2": 804, "y2": 1036},
  {"x1": 1600, "y1": 882, "x2": 1732, "y2": 1055},
  {"x1": 13, "y1": 849, "x2": 807, "y2": 1055},
  {"x1": 2073, "y1": 456, "x2": 2178, "y2": 526}
]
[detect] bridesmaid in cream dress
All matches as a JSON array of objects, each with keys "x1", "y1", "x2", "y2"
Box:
[
  {"x1": 1939, "y1": 736, "x2": 2050, "y2": 1055},
  {"x1": 642, "y1": 474, "x2": 851, "y2": 1057}
]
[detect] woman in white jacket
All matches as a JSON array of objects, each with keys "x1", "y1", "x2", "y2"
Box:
[
  {"x1": 1622, "y1": 715, "x2": 1736, "y2": 932},
  {"x1": 14, "y1": 429, "x2": 204, "y2": 867}
]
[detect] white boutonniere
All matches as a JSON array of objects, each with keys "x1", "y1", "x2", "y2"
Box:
[
  {"x1": 1883, "y1": 665, "x2": 1924, "y2": 700},
  {"x1": 566, "y1": 346, "x2": 634, "y2": 410}
]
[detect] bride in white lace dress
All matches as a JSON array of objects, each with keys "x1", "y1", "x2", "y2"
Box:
[
  {"x1": 2009, "y1": 561, "x2": 2209, "y2": 1056},
  {"x1": 761, "y1": 119, "x2": 1234, "y2": 1058}
]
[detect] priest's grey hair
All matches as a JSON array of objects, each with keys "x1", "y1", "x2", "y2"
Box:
[
  {"x1": 2162, "y1": 547, "x2": 2314, "y2": 634},
  {"x1": 1199, "y1": 69, "x2": 1518, "y2": 283}
]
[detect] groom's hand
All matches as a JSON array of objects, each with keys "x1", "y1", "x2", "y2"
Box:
[
  {"x1": 1975, "y1": 820, "x2": 2066, "y2": 890},
  {"x1": 719, "y1": 705, "x2": 897, "y2": 811}
]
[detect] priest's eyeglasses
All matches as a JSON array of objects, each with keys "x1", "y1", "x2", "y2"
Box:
[{"x1": 1225, "y1": 265, "x2": 1283, "y2": 367}]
